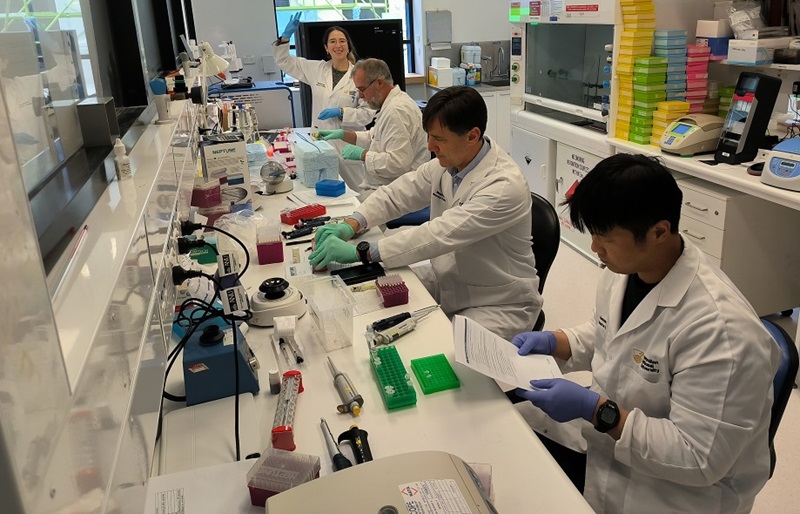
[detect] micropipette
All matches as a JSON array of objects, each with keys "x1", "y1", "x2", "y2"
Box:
[
  {"x1": 327, "y1": 356, "x2": 363, "y2": 416},
  {"x1": 320, "y1": 418, "x2": 353, "y2": 471}
]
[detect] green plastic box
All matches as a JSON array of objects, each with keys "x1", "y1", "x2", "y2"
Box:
[
  {"x1": 370, "y1": 345, "x2": 417, "y2": 411},
  {"x1": 410, "y1": 354, "x2": 461, "y2": 394}
]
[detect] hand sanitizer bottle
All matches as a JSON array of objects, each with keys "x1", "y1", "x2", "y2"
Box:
[{"x1": 114, "y1": 138, "x2": 132, "y2": 180}]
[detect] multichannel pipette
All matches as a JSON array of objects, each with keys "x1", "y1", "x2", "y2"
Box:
[
  {"x1": 368, "y1": 305, "x2": 438, "y2": 346},
  {"x1": 320, "y1": 418, "x2": 353, "y2": 471},
  {"x1": 327, "y1": 356, "x2": 363, "y2": 416}
]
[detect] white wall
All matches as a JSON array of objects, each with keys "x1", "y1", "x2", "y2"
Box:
[
  {"x1": 191, "y1": 0, "x2": 280, "y2": 83},
  {"x1": 420, "y1": 0, "x2": 510, "y2": 43}
]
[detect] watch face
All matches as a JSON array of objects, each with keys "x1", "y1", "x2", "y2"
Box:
[
  {"x1": 357, "y1": 241, "x2": 369, "y2": 251},
  {"x1": 600, "y1": 407, "x2": 617, "y2": 424}
]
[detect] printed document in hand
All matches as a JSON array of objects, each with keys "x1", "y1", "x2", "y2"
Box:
[{"x1": 452, "y1": 315, "x2": 562, "y2": 390}]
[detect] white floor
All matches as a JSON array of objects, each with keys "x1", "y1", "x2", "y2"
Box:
[{"x1": 539, "y1": 242, "x2": 800, "y2": 512}]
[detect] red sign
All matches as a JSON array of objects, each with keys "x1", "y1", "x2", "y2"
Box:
[
  {"x1": 530, "y1": 1, "x2": 541, "y2": 16},
  {"x1": 566, "y1": 4, "x2": 599, "y2": 12}
]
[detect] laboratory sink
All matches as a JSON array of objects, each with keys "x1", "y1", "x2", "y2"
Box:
[{"x1": 481, "y1": 79, "x2": 510, "y2": 87}]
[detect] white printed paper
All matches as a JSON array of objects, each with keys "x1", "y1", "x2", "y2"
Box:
[
  {"x1": 399, "y1": 479, "x2": 472, "y2": 514},
  {"x1": 452, "y1": 315, "x2": 562, "y2": 390}
]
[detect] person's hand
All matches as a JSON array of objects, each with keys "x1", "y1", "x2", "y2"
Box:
[
  {"x1": 316, "y1": 129, "x2": 345, "y2": 141},
  {"x1": 511, "y1": 331, "x2": 556, "y2": 355},
  {"x1": 515, "y1": 379, "x2": 600, "y2": 423},
  {"x1": 342, "y1": 144, "x2": 365, "y2": 161},
  {"x1": 318, "y1": 107, "x2": 343, "y2": 120},
  {"x1": 314, "y1": 223, "x2": 355, "y2": 246},
  {"x1": 309, "y1": 237, "x2": 358, "y2": 270},
  {"x1": 281, "y1": 12, "x2": 302, "y2": 40}
]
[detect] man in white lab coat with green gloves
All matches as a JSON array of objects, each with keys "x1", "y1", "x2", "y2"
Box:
[{"x1": 310, "y1": 86, "x2": 542, "y2": 340}]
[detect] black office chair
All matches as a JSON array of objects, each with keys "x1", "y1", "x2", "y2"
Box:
[
  {"x1": 760, "y1": 317, "x2": 799, "y2": 478},
  {"x1": 530, "y1": 192, "x2": 560, "y2": 331}
]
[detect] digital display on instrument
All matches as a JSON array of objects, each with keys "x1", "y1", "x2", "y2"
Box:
[
  {"x1": 780, "y1": 161, "x2": 796, "y2": 168},
  {"x1": 671, "y1": 123, "x2": 692, "y2": 135},
  {"x1": 511, "y1": 36, "x2": 522, "y2": 56}
]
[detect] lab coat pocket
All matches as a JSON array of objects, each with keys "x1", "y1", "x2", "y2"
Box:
[{"x1": 618, "y1": 365, "x2": 671, "y2": 418}]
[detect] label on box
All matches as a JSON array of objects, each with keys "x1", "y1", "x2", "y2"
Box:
[{"x1": 399, "y1": 480, "x2": 472, "y2": 514}]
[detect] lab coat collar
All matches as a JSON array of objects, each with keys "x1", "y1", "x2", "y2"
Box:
[
  {"x1": 329, "y1": 61, "x2": 354, "y2": 95},
  {"x1": 614, "y1": 236, "x2": 699, "y2": 338},
  {"x1": 449, "y1": 136, "x2": 500, "y2": 206}
]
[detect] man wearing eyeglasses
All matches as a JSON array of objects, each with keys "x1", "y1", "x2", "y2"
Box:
[{"x1": 317, "y1": 58, "x2": 429, "y2": 193}]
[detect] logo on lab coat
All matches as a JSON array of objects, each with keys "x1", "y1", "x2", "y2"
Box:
[{"x1": 633, "y1": 348, "x2": 660, "y2": 374}]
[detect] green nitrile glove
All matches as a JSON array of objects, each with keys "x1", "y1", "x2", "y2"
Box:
[
  {"x1": 314, "y1": 223, "x2": 355, "y2": 246},
  {"x1": 309, "y1": 237, "x2": 358, "y2": 270},
  {"x1": 317, "y1": 129, "x2": 345, "y2": 141},
  {"x1": 342, "y1": 144, "x2": 365, "y2": 161}
]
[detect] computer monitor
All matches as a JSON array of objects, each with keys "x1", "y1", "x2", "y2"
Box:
[{"x1": 294, "y1": 19, "x2": 405, "y2": 127}]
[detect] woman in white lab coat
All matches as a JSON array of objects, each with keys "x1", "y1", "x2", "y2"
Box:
[{"x1": 273, "y1": 14, "x2": 375, "y2": 189}]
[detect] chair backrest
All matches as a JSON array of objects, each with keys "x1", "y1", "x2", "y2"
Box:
[
  {"x1": 761, "y1": 317, "x2": 799, "y2": 478},
  {"x1": 530, "y1": 192, "x2": 560, "y2": 294}
]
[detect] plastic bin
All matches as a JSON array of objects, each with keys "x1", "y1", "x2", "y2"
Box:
[
  {"x1": 315, "y1": 179, "x2": 345, "y2": 197},
  {"x1": 298, "y1": 275, "x2": 356, "y2": 351}
]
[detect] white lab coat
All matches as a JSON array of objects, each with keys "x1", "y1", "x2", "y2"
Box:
[
  {"x1": 560, "y1": 240, "x2": 779, "y2": 513},
  {"x1": 272, "y1": 41, "x2": 374, "y2": 130},
  {"x1": 355, "y1": 138, "x2": 541, "y2": 339},
  {"x1": 353, "y1": 86, "x2": 429, "y2": 191}
]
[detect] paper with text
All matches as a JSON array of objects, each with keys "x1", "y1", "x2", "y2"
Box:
[{"x1": 452, "y1": 315, "x2": 562, "y2": 390}]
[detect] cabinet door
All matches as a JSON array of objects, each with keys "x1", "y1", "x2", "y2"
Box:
[
  {"x1": 480, "y1": 92, "x2": 497, "y2": 141},
  {"x1": 496, "y1": 92, "x2": 512, "y2": 152},
  {"x1": 555, "y1": 142, "x2": 605, "y2": 266},
  {"x1": 511, "y1": 126, "x2": 556, "y2": 203}
]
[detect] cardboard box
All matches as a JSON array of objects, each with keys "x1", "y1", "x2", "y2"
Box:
[
  {"x1": 428, "y1": 66, "x2": 453, "y2": 87},
  {"x1": 727, "y1": 37, "x2": 793, "y2": 65},
  {"x1": 696, "y1": 19, "x2": 733, "y2": 38},
  {"x1": 198, "y1": 139, "x2": 253, "y2": 218}
]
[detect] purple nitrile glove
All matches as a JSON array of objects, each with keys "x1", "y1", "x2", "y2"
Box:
[
  {"x1": 511, "y1": 331, "x2": 556, "y2": 356},
  {"x1": 515, "y1": 378, "x2": 600, "y2": 423}
]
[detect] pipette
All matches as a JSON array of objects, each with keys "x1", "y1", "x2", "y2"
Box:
[
  {"x1": 370, "y1": 305, "x2": 438, "y2": 332},
  {"x1": 320, "y1": 418, "x2": 353, "y2": 471},
  {"x1": 327, "y1": 357, "x2": 364, "y2": 416},
  {"x1": 368, "y1": 305, "x2": 439, "y2": 346}
]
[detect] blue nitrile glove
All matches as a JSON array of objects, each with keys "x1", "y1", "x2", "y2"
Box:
[
  {"x1": 515, "y1": 379, "x2": 601, "y2": 423},
  {"x1": 511, "y1": 331, "x2": 557, "y2": 356},
  {"x1": 318, "y1": 107, "x2": 343, "y2": 120},
  {"x1": 281, "y1": 12, "x2": 302, "y2": 40},
  {"x1": 314, "y1": 223, "x2": 355, "y2": 246},
  {"x1": 317, "y1": 129, "x2": 345, "y2": 141},
  {"x1": 309, "y1": 237, "x2": 359, "y2": 270},
  {"x1": 342, "y1": 144, "x2": 365, "y2": 161}
]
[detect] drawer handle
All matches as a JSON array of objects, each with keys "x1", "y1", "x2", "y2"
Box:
[
  {"x1": 684, "y1": 202, "x2": 708, "y2": 213},
  {"x1": 682, "y1": 229, "x2": 706, "y2": 241}
]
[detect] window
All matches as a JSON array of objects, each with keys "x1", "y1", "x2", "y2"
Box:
[{"x1": 274, "y1": 0, "x2": 415, "y2": 73}]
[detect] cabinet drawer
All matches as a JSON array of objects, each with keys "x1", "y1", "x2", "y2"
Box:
[
  {"x1": 680, "y1": 216, "x2": 724, "y2": 258},
  {"x1": 679, "y1": 184, "x2": 728, "y2": 230}
]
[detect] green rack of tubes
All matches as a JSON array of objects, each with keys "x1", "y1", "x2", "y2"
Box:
[
  {"x1": 370, "y1": 345, "x2": 417, "y2": 411},
  {"x1": 410, "y1": 354, "x2": 461, "y2": 394}
]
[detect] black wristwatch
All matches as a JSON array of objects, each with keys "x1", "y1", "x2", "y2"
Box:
[
  {"x1": 594, "y1": 400, "x2": 621, "y2": 433},
  {"x1": 356, "y1": 241, "x2": 370, "y2": 265}
]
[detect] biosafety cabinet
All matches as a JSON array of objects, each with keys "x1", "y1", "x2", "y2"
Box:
[{"x1": 508, "y1": 0, "x2": 714, "y2": 263}]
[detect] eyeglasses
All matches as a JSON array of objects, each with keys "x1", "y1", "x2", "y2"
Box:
[{"x1": 356, "y1": 79, "x2": 377, "y2": 94}]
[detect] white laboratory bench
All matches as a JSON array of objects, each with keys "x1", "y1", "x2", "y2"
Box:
[{"x1": 156, "y1": 155, "x2": 593, "y2": 512}]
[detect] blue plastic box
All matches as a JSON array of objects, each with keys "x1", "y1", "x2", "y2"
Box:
[{"x1": 315, "y1": 179, "x2": 345, "y2": 197}]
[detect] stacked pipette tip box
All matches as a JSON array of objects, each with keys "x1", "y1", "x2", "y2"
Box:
[
  {"x1": 246, "y1": 448, "x2": 320, "y2": 506},
  {"x1": 616, "y1": 0, "x2": 656, "y2": 141},
  {"x1": 376, "y1": 274, "x2": 409, "y2": 307},
  {"x1": 654, "y1": 30, "x2": 688, "y2": 111},
  {"x1": 686, "y1": 45, "x2": 712, "y2": 114},
  {"x1": 651, "y1": 101, "x2": 691, "y2": 146},
  {"x1": 718, "y1": 85, "x2": 735, "y2": 119},
  {"x1": 629, "y1": 56, "x2": 667, "y2": 145}
]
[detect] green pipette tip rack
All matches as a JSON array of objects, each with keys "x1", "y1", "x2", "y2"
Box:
[
  {"x1": 410, "y1": 354, "x2": 461, "y2": 394},
  {"x1": 370, "y1": 345, "x2": 416, "y2": 411}
]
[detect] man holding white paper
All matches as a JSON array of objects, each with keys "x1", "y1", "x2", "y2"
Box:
[{"x1": 511, "y1": 154, "x2": 778, "y2": 514}]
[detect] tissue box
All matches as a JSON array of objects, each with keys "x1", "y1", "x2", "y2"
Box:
[
  {"x1": 293, "y1": 138, "x2": 339, "y2": 187},
  {"x1": 431, "y1": 57, "x2": 451, "y2": 68},
  {"x1": 428, "y1": 66, "x2": 453, "y2": 87},
  {"x1": 727, "y1": 37, "x2": 793, "y2": 65}
]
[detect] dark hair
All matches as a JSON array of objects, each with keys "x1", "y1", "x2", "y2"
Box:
[
  {"x1": 323, "y1": 26, "x2": 357, "y2": 64},
  {"x1": 564, "y1": 153, "x2": 682, "y2": 243},
  {"x1": 422, "y1": 86, "x2": 487, "y2": 137}
]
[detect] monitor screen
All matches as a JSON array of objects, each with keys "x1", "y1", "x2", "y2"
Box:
[{"x1": 671, "y1": 123, "x2": 692, "y2": 135}]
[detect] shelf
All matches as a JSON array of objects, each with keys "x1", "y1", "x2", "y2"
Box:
[{"x1": 715, "y1": 60, "x2": 800, "y2": 72}]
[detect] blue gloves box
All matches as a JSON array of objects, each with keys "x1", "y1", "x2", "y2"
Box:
[{"x1": 315, "y1": 179, "x2": 345, "y2": 197}]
